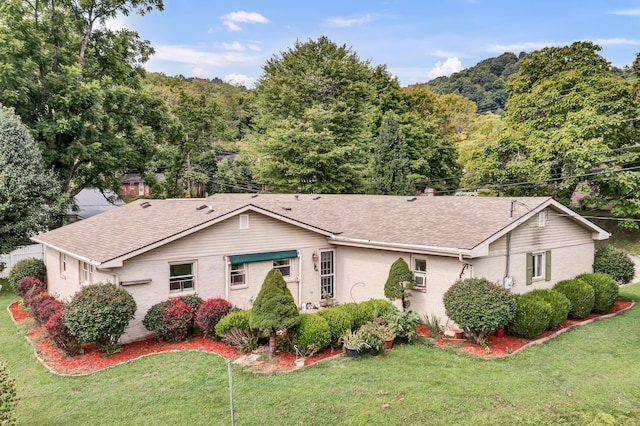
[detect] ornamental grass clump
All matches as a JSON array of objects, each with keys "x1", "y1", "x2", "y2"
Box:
[
  {"x1": 507, "y1": 293, "x2": 553, "y2": 339},
  {"x1": 64, "y1": 283, "x2": 136, "y2": 355},
  {"x1": 576, "y1": 273, "x2": 619, "y2": 314},
  {"x1": 8, "y1": 258, "x2": 46, "y2": 290},
  {"x1": 443, "y1": 277, "x2": 516, "y2": 345},
  {"x1": 293, "y1": 313, "x2": 331, "y2": 357},
  {"x1": 195, "y1": 298, "x2": 233, "y2": 338},
  {"x1": 553, "y1": 278, "x2": 595, "y2": 319},
  {"x1": 215, "y1": 310, "x2": 261, "y2": 352}
]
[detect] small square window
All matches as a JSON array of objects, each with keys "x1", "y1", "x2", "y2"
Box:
[
  {"x1": 413, "y1": 258, "x2": 427, "y2": 288},
  {"x1": 230, "y1": 263, "x2": 246, "y2": 287},
  {"x1": 170, "y1": 262, "x2": 195, "y2": 293},
  {"x1": 273, "y1": 259, "x2": 291, "y2": 277}
]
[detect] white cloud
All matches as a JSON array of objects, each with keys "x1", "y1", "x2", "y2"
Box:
[
  {"x1": 191, "y1": 67, "x2": 215, "y2": 79},
  {"x1": 221, "y1": 11, "x2": 269, "y2": 31},
  {"x1": 609, "y1": 8, "x2": 640, "y2": 16},
  {"x1": 325, "y1": 14, "x2": 372, "y2": 28},
  {"x1": 220, "y1": 41, "x2": 245, "y2": 51},
  {"x1": 426, "y1": 57, "x2": 463, "y2": 79},
  {"x1": 487, "y1": 41, "x2": 554, "y2": 53},
  {"x1": 153, "y1": 45, "x2": 257, "y2": 67},
  {"x1": 247, "y1": 43, "x2": 262, "y2": 52},
  {"x1": 592, "y1": 37, "x2": 640, "y2": 46},
  {"x1": 224, "y1": 73, "x2": 256, "y2": 87}
]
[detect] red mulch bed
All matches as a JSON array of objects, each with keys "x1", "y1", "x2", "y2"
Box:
[
  {"x1": 417, "y1": 298, "x2": 634, "y2": 357},
  {"x1": 7, "y1": 301, "x2": 341, "y2": 376},
  {"x1": 7, "y1": 298, "x2": 634, "y2": 375}
]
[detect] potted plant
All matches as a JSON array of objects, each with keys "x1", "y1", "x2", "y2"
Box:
[
  {"x1": 356, "y1": 321, "x2": 385, "y2": 355},
  {"x1": 385, "y1": 310, "x2": 419, "y2": 344},
  {"x1": 340, "y1": 329, "x2": 364, "y2": 357},
  {"x1": 381, "y1": 324, "x2": 395, "y2": 349},
  {"x1": 293, "y1": 345, "x2": 306, "y2": 368}
]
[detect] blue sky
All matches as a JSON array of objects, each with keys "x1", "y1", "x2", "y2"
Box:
[{"x1": 109, "y1": 0, "x2": 640, "y2": 87}]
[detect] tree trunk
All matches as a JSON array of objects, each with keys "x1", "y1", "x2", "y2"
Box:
[{"x1": 269, "y1": 329, "x2": 277, "y2": 359}]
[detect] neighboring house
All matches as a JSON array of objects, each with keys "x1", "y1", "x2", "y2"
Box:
[
  {"x1": 120, "y1": 173, "x2": 154, "y2": 198},
  {"x1": 32, "y1": 194, "x2": 609, "y2": 343}
]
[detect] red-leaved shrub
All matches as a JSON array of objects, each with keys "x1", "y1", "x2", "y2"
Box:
[
  {"x1": 16, "y1": 276, "x2": 46, "y2": 302},
  {"x1": 195, "y1": 298, "x2": 233, "y2": 338},
  {"x1": 44, "y1": 310, "x2": 81, "y2": 356},
  {"x1": 160, "y1": 298, "x2": 194, "y2": 341},
  {"x1": 29, "y1": 293, "x2": 64, "y2": 324}
]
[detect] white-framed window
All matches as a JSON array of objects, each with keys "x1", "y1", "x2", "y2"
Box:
[
  {"x1": 532, "y1": 252, "x2": 544, "y2": 279},
  {"x1": 239, "y1": 214, "x2": 249, "y2": 229},
  {"x1": 129, "y1": 182, "x2": 135, "y2": 190},
  {"x1": 538, "y1": 211, "x2": 548, "y2": 227},
  {"x1": 273, "y1": 258, "x2": 291, "y2": 277},
  {"x1": 138, "y1": 182, "x2": 145, "y2": 196},
  {"x1": 527, "y1": 250, "x2": 551, "y2": 285},
  {"x1": 230, "y1": 263, "x2": 246, "y2": 287},
  {"x1": 169, "y1": 262, "x2": 195, "y2": 293},
  {"x1": 413, "y1": 257, "x2": 427, "y2": 289},
  {"x1": 320, "y1": 249, "x2": 335, "y2": 298},
  {"x1": 80, "y1": 261, "x2": 93, "y2": 285},
  {"x1": 59, "y1": 253, "x2": 67, "y2": 277}
]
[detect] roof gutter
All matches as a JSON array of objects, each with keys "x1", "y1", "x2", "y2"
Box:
[
  {"x1": 328, "y1": 236, "x2": 473, "y2": 258},
  {"x1": 30, "y1": 239, "x2": 102, "y2": 268}
]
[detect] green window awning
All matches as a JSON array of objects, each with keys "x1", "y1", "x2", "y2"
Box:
[{"x1": 229, "y1": 250, "x2": 298, "y2": 264}]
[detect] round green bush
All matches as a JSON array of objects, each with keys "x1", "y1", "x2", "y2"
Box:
[
  {"x1": 358, "y1": 299, "x2": 398, "y2": 324},
  {"x1": 593, "y1": 246, "x2": 635, "y2": 284},
  {"x1": 576, "y1": 273, "x2": 619, "y2": 314},
  {"x1": 215, "y1": 310, "x2": 252, "y2": 336},
  {"x1": 318, "y1": 306, "x2": 356, "y2": 347},
  {"x1": 8, "y1": 258, "x2": 46, "y2": 290},
  {"x1": 443, "y1": 277, "x2": 517, "y2": 345},
  {"x1": 143, "y1": 300, "x2": 172, "y2": 338},
  {"x1": 507, "y1": 293, "x2": 553, "y2": 339},
  {"x1": 64, "y1": 283, "x2": 137, "y2": 354},
  {"x1": 526, "y1": 289, "x2": 570, "y2": 330},
  {"x1": 553, "y1": 279, "x2": 595, "y2": 319},
  {"x1": 293, "y1": 313, "x2": 331, "y2": 357}
]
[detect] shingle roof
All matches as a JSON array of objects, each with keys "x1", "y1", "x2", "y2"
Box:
[{"x1": 32, "y1": 194, "x2": 605, "y2": 265}]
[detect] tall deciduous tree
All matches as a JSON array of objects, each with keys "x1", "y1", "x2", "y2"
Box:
[
  {"x1": 0, "y1": 0, "x2": 174, "y2": 205},
  {"x1": 0, "y1": 105, "x2": 66, "y2": 253},
  {"x1": 370, "y1": 111, "x2": 412, "y2": 195},
  {"x1": 250, "y1": 269, "x2": 300, "y2": 358},
  {"x1": 248, "y1": 36, "x2": 375, "y2": 193},
  {"x1": 474, "y1": 42, "x2": 639, "y2": 219}
]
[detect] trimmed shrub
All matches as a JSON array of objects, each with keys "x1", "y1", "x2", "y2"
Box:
[
  {"x1": 28, "y1": 293, "x2": 64, "y2": 324},
  {"x1": 593, "y1": 246, "x2": 635, "y2": 284},
  {"x1": 0, "y1": 361, "x2": 17, "y2": 426},
  {"x1": 384, "y1": 258, "x2": 416, "y2": 309},
  {"x1": 43, "y1": 310, "x2": 81, "y2": 357},
  {"x1": 553, "y1": 279, "x2": 595, "y2": 319},
  {"x1": 15, "y1": 276, "x2": 46, "y2": 302},
  {"x1": 318, "y1": 306, "x2": 356, "y2": 348},
  {"x1": 64, "y1": 283, "x2": 137, "y2": 354},
  {"x1": 358, "y1": 299, "x2": 398, "y2": 324},
  {"x1": 443, "y1": 277, "x2": 517, "y2": 345},
  {"x1": 293, "y1": 313, "x2": 331, "y2": 357},
  {"x1": 195, "y1": 298, "x2": 233, "y2": 338},
  {"x1": 576, "y1": 273, "x2": 619, "y2": 314},
  {"x1": 507, "y1": 294, "x2": 553, "y2": 339},
  {"x1": 160, "y1": 298, "x2": 194, "y2": 341},
  {"x1": 215, "y1": 310, "x2": 261, "y2": 352},
  {"x1": 143, "y1": 301, "x2": 172, "y2": 340},
  {"x1": 8, "y1": 258, "x2": 46, "y2": 290},
  {"x1": 526, "y1": 289, "x2": 570, "y2": 330}
]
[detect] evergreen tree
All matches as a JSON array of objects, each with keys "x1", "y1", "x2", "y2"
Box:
[
  {"x1": 0, "y1": 105, "x2": 66, "y2": 253},
  {"x1": 250, "y1": 269, "x2": 300, "y2": 358},
  {"x1": 370, "y1": 111, "x2": 412, "y2": 195},
  {"x1": 384, "y1": 258, "x2": 416, "y2": 311}
]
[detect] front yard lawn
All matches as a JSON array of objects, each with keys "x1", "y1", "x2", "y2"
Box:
[{"x1": 2, "y1": 279, "x2": 640, "y2": 425}]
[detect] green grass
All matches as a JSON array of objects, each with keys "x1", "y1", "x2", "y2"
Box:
[{"x1": 2, "y1": 279, "x2": 640, "y2": 425}]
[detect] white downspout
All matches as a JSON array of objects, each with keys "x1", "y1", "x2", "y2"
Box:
[
  {"x1": 224, "y1": 256, "x2": 229, "y2": 300},
  {"x1": 297, "y1": 251, "x2": 302, "y2": 308}
]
